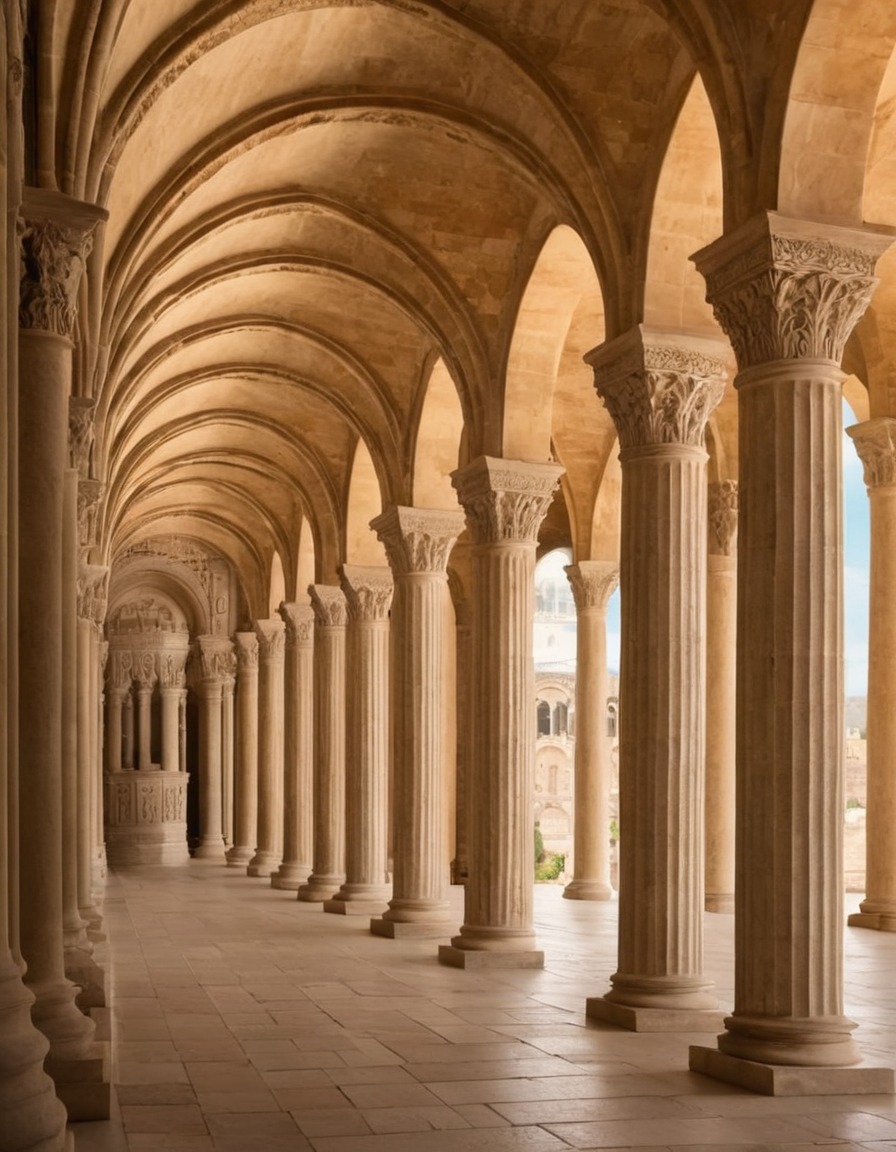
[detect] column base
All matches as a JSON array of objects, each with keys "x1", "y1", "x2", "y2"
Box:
[
  {"x1": 438, "y1": 945, "x2": 544, "y2": 969},
  {"x1": 689, "y1": 1045, "x2": 896, "y2": 1096},
  {"x1": 371, "y1": 917, "x2": 454, "y2": 939},
  {"x1": 324, "y1": 895, "x2": 389, "y2": 916},
  {"x1": 193, "y1": 841, "x2": 227, "y2": 861},
  {"x1": 64, "y1": 946, "x2": 106, "y2": 1011},
  {"x1": 29, "y1": 977, "x2": 96, "y2": 1061},
  {"x1": 563, "y1": 879, "x2": 613, "y2": 901},
  {"x1": 225, "y1": 846, "x2": 254, "y2": 868},
  {"x1": 848, "y1": 908, "x2": 896, "y2": 932},
  {"x1": 705, "y1": 893, "x2": 735, "y2": 914},
  {"x1": 45, "y1": 1041, "x2": 111, "y2": 1121},
  {"x1": 271, "y1": 864, "x2": 311, "y2": 890},
  {"x1": 587, "y1": 995, "x2": 725, "y2": 1032},
  {"x1": 247, "y1": 852, "x2": 281, "y2": 877},
  {"x1": 297, "y1": 875, "x2": 344, "y2": 902}
]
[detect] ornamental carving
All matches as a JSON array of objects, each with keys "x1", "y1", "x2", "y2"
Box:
[
  {"x1": 139, "y1": 785, "x2": 159, "y2": 824},
  {"x1": 195, "y1": 637, "x2": 236, "y2": 683},
  {"x1": 340, "y1": 566, "x2": 393, "y2": 622},
  {"x1": 118, "y1": 536, "x2": 212, "y2": 595},
  {"x1": 77, "y1": 563, "x2": 109, "y2": 623},
  {"x1": 309, "y1": 584, "x2": 348, "y2": 628},
  {"x1": 371, "y1": 506, "x2": 465, "y2": 576},
  {"x1": 278, "y1": 602, "x2": 314, "y2": 645},
  {"x1": 565, "y1": 561, "x2": 619, "y2": 611},
  {"x1": 234, "y1": 632, "x2": 259, "y2": 669},
  {"x1": 708, "y1": 481, "x2": 739, "y2": 555},
  {"x1": 107, "y1": 598, "x2": 188, "y2": 635},
  {"x1": 18, "y1": 210, "x2": 99, "y2": 337},
  {"x1": 254, "y1": 619, "x2": 286, "y2": 661},
  {"x1": 68, "y1": 397, "x2": 95, "y2": 475},
  {"x1": 134, "y1": 650, "x2": 156, "y2": 689},
  {"x1": 847, "y1": 419, "x2": 896, "y2": 489},
  {"x1": 77, "y1": 479, "x2": 104, "y2": 550},
  {"x1": 589, "y1": 338, "x2": 726, "y2": 450},
  {"x1": 452, "y1": 457, "x2": 564, "y2": 545},
  {"x1": 159, "y1": 651, "x2": 187, "y2": 688},
  {"x1": 695, "y1": 216, "x2": 891, "y2": 369}
]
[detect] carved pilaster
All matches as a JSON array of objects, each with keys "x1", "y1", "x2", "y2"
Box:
[
  {"x1": 340, "y1": 565, "x2": 393, "y2": 622},
  {"x1": 692, "y1": 212, "x2": 892, "y2": 370},
  {"x1": 708, "y1": 481, "x2": 739, "y2": 556},
  {"x1": 451, "y1": 456, "x2": 563, "y2": 545},
  {"x1": 565, "y1": 561, "x2": 618, "y2": 612},
  {"x1": 308, "y1": 584, "x2": 348, "y2": 629},
  {"x1": 371, "y1": 506, "x2": 466, "y2": 576},
  {"x1": 847, "y1": 418, "x2": 896, "y2": 489},
  {"x1": 587, "y1": 327, "x2": 727, "y2": 451},
  {"x1": 77, "y1": 479, "x2": 104, "y2": 553}
]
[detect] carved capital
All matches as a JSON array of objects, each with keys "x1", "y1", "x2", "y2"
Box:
[
  {"x1": 77, "y1": 478, "x2": 104, "y2": 550},
  {"x1": 278, "y1": 601, "x2": 314, "y2": 646},
  {"x1": 692, "y1": 212, "x2": 893, "y2": 370},
  {"x1": 587, "y1": 327, "x2": 727, "y2": 451},
  {"x1": 18, "y1": 188, "x2": 106, "y2": 337},
  {"x1": 451, "y1": 456, "x2": 563, "y2": 545},
  {"x1": 308, "y1": 584, "x2": 348, "y2": 628},
  {"x1": 371, "y1": 505, "x2": 465, "y2": 577},
  {"x1": 77, "y1": 562, "x2": 109, "y2": 623},
  {"x1": 340, "y1": 565, "x2": 393, "y2": 622},
  {"x1": 68, "y1": 397, "x2": 95, "y2": 475},
  {"x1": 708, "y1": 480, "x2": 739, "y2": 555},
  {"x1": 234, "y1": 631, "x2": 259, "y2": 670},
  {"x1": 134, "y1": 651, "x2": 156, "y2": 690},
  {"x1": 565, "y1": 561, "x2": 619, "y2": 612},
  {"x1": 847, "y1": 419, "x2": 896, "y2": 489},
  {"x1": 254, "y1": 617, "x2": 285, "y2": 663},
  {"x1": 158, "y1": 650, "x2": 188, "y2": 688},
  {"x1": 195, "y1": 635, "x2": 236, "y2": 683}
]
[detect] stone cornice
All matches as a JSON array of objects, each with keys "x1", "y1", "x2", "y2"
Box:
[
  {"x1": 254, "y1": 617, "x2": 285, "y2": 663},
  {"x1": 308, "y1": 584, "x2": 348, "y2": 629},
  {"x1": 586, "y1": 326, "x2": 727, "y2": 450},
  {"x1": 451, "y1": 456, "x2": 564, "y2": 545},
  {"x1": 278, "y1": 601, "x2": 314, "y2": 645},
  {"x1": 708, "y1": 480, "x2": 739, "y2": 555},
  {"x1": 371, "y1": 505, "x2": 465, "y2": 576},
  {"x1": 692, "y1": 212, "x2": 893, "y2": 369},
  {"x1": 340, "y1": 565, "x2": 393, "y2": 622},
  {"x1": 847, "y1": 418, "x2": 896, "y2": 489},
  {"x1": 18, "y1": 187, "x2": 107, "y2": 338},
  {"x1": 565, "y1": 560, "x2": 619, "y2": 612}
]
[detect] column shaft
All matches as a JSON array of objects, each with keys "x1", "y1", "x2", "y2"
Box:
[
  {"x1": 160, "y1": 689, "x2": 180, "y2": 773},
  {"x1": 273, "y1": 604, "x2": 314, "y2": 889},
  {"x1": 194, "y1": 636, "x2": 233, "y2": 860},
  {"x1": 122, "y1": 691, "x2": 134, "y2": 770},
  {"x1": 62, "y1": 469, "x2": 87, "y2": 955},
  {"x1": 221, "y1": 676, "x2": 234, "y2": 849},
  {"x1": 227, "y1": 633, "x2": 258, "y2": 868},
  {"x1": 248, "y1": 618, "x2": 285, "y2": 877},
  {"x1": 77, "y1": 618, "x2": 100, "y2": 921}
]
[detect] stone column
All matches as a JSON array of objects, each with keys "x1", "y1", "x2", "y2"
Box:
[
  {"x1": 134, "y1": 653, "x2": 155, "y2": 770},
  {"x1": 158, "y1": 650, "x2": 186, "y2": 774},
  {"x1": 122, "y1": 688, "x2": 134, "y2": 770},
  {"x1": 298, "y1": 587, "x2": 347, "y2": 902},
  {"x1": 563, "y1": 561, "x2": 618, "y2": 901},
  {"x1": 439, "y1": 458, "x2": 563, "y2": 968},
  {"x1": 273, "y1": 603, "x2": 314, "y2": 890},
  {"x1": 705, "y1": 481, "x2": 738, "y2": 914},
  {"x1": 221, "y1": 672, "x2": 235, "y2": 850},
  {"x1": 370, "y1": 507, "x2": 464, "y2": 936},
  {"x1": 325, "y1": 567, "x2": 393, "y2": 915},
  {"x1": 687, "y1": 214, "x2": 895, "y2": 1093},
  {"x1": 248, "y1": 618, "x2": 285, "y2": 877},
  {"x1": 585, "y1": 327, "x2": 726, "y2": 1030},
  {"x1": 228, "y1": 633, "x2": 259, "y2": 868},
  {"x1": 17, "y1": 188, "x2": 103, "y2": 1060},
  {"x1": 449, "y1": 552, "x2": 473, "y2": 885},
  {"x1": 847, "y1": 419, "x2": 896, "y2": 932},
  {"x1": 194, "y1": 637, "x2": 234, "y2": 860},
  {"x1": 77, "y1": 614, "x2": 101, "y2": 924},
  {"x1": 105, "y1": 685, "x2": 124, "y2": 774}
]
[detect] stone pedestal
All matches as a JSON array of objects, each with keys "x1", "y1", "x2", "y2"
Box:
[
  {"x1": 687, "y1": 212, "x2": 895, "y2": 1093},
  {"x1": 371, "y1": 508, "x2": 464, "y2": 938},
  {"x1": 846, "y1": 419, "x2": 896, "y2": 932},
  {"x1": 194, "y1": 636, "x2": 234, "y2": 860},
  {"x1": 273, "y1": 603, "x2": 314, "y2": 890},
  {"x1": 585, "y1": 326, "x2": 726, "y2": 1031},
  {"x1": 326, "y1": 567, "x2": 393, "y2": 916},
  {"x1": 248, "y1": 618, "x2": 285, "y2": 877},
  {"x1": 228, "y1": 633, "x2": 259, "y2": 868},
  {"x1": 705, "y1": 482, "x2": 737, "y2": 914},
  {"x1": 563, "y1": 561, "x2": 618, "y2": 902},
  {"x1": 105, "y1": 770, "x2": 190, "y2": 865},
  {"x1": 439, "y1": 458, "x2": 562, "y2": 968},
  {"x1": 299, "y1": 587, "x2": 347, "y2": 902}
]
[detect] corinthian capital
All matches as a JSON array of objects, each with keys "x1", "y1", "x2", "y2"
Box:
[
  {"x1": 195, "y1": 635, "x2": 236, "y2": 683},
  {"x1": 340, "y1": 565, "x2": 393, "y2": 622},
  {"x1": 565, "y1": 560, "x2": 619, "y2": 612},
  {"x1": 308, "y1": 584, "x2": 348, "y2": 629},
  {"x1": 77, "y1": 478, "x2": 104, "y2": 551},
  {"x1": 708, "y1": 480, "x2": 739, "y2": 556},
  {"x1": 451, "y1": 456, "x2": 564, "y2": 546},
  {"x1": 233, "y1": 631, "x2": 259, "y2": 670},
  {"x1": 587, "y1": 326, "x2": 727, "y2": 451},
  {"x1": 371, "y1": 505, "x2": 466, "y2": 576},
  {"x1": 692, "y1": 212, "x2": 893, "y2": 370},
  {"x1": 18, "y1": 188, "x2": 106, "y2": 338},
  {"x1": 278, "y1": 601, "x2": 314, "y2": 646},
  {"x1": 254, "y1": 617, "x2": 285, "y2": 663},
  {"x1": 69, "y1": 397, "x2": 95, "y2": 475},
  {"x1": 847, "y1": 418, "x2": 896, "y2": 489}
]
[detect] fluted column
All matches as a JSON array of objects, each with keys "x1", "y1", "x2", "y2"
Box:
[
  {"x1": 298, "y1": 587, "x2": 347, "y2": 902},
  {"x1": 585, "y1": 327, "x2": 726, "y2": 1030},
  {"x1": 194, "y1": 636, "x2": 234, "y2": 860},
  {"x1": 687, "y1": 213, "x2": 895, "y2": 1093},
  {"x1": 370, "y1": 508, "x2": 464, "y2": 936},
  {"x1": 563, "y1": 561, "x2": 618, "y2": 901},
  {"x1": 248, "y1": 618, "x2": 285, "y2": 877},
  {"x1": 227, "y1": 633, "x2": 258, "y2": 868},
  {"x1": 847, "y1": 419, "x2": 896, "y2": 932},
  {"x1": 705, "y1": 481, "x2": 738, "y2": 914},
  {"x1": 325, "y1": 567, "x2": 393, "y2": 915},
  {"x1": 440, "y1": 458, "x2": 563, "y2": 968},
  {"x1": 221, "y1": 673, "x2": 235, "y2": 850},
  {"x1": 273, "y1": 603, "x2": 315, "y2": 889},
  {"x1": 17, "y1": 188, "x2": 103, "y2": 1060}
]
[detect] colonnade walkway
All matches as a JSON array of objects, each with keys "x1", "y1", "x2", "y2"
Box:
[{"x1": 75, "y1": 864, "x2": 896, "y2": 1152}]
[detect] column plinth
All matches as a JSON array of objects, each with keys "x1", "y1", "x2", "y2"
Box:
[
  {"x1": 193, "y1": 637, "x2": 234, "y2": 860},
  {"x1": 369, "y1": 509, "x2": 465, "y2": 938},
  {"x1": 563, "y1": 561, "x2": 618, "y2": 902},
  {"x1": 227, "y1": 633, "x2": 259, "y2": 868},
  {"x1": 439, "y1": 458, "x2": 562, "y2": 969},
  {"x1": 248, "y1": 618, "x2": 285, "y2": 877},
  {"x1": 687, "y1": 212, "x2": 895, "y2": 1093},
  {"x1": 325, "y1": 568, "x2": 393, "y2": 915},
  {"x1": 272, "y1": 604, "x2": 314, "y2": 890},
  {"x1": 298, "y1": 587, "x2": 347, "y2": 902},
  {"x1": 584, "y1": 326, "x2": 726, "y2": 1031}
]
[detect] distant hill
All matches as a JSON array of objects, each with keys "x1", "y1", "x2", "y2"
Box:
[{"x1": 845, "y1": 696, "x2": 867, "y2": 737}]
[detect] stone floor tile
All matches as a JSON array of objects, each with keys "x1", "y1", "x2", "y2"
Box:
[
  {"x1": 326, "y1": 1066, "x2": 419, "y2": 1086},
  {"x1": 340, "y1": 1082, "x2": 446, "y2": 1109},
  {"x1": 116, "y1": 1084, "x2": 197, "y2": 1106},
  {"x1": 120, "y1": 1103, "x2": 208, "y2": 1134},
  {"x1": 490, "y1": 1095, "x2": 705, "y2": 1125},
  {"x1": 308, "y1": 1126, "x2": 572, "y2": 1150},
  {"x1": 360, "y1": 1105, "x2": 471, "y2": 1133},
  {"x1": 196, "y1": 1089, "x2": 281, "y2": 1113},
  {"x1": 543, "y1": 1114, "x2": 839, "y2": 1148},
  {"x1": 796, "y1": 1110, "x2": 896, "y2": 1141},
  {"x1": 126, "y1": 1136, "x2": 215, "y2": 1151},
  {"x1": 451, "y1": 1103, "x2": 512, "y2": 1128},
  {"x1": 114, "y1": 1061, "x2": 189, "y2": 1086},
  {"x1": 172, "y1": 1038, "x2": 248, "y2": 1062},
  {"x1": 292, "y1": 1109, "x2": 373, "y2": 1138},
  {"x1": 248, "y1": 1049, "x2": 347, "y2": 1071},
  {"x1": 272, "y1": 1086, "x2": 354, "y2": 1111},
  {"x1": 261, "y1": 1068, "x2": 336, "y2": 1090},
  {"x1": 204, "y1": 1111, "x2": 312, "y2": 1151}
]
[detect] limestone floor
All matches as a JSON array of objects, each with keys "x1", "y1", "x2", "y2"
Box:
[{"x1": 73, "y1": 864, "x2": 896, "y2": 1152}]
